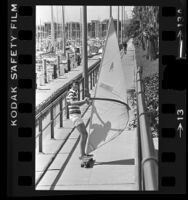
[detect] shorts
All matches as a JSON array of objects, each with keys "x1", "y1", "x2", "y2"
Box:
[{"x1": 69, "y1": 114, "x2": 84, "y2": 127}]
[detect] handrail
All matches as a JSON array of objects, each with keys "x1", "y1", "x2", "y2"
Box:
[
  {"x1": 35, "y1": 103, "x2": 92, "y2": 186},
  {"x1": 136, "y1": 66, "x2": 158, "y2": 190},
  {"x1": 36, "y1": 59, "x2": 101, "y2": 115},
  {"x1": 35, "y1": 92, "x2": 66, "y2": 121},
  {"x1": 35, "y1": 59, "x2": 101, "y2": 153}
]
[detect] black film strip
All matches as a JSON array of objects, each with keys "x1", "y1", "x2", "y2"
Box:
[{"x1": 7, "y1": 0, "x2": 186, "y2": 197}]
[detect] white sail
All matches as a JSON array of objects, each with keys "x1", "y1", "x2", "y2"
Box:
[{"x1": 86, "y1": 18, "x2": 129, "y2": 153}]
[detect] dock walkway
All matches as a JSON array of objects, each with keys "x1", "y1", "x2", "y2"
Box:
[
  {"x1": 36, "y1": 126, "x2": 139, "y2": 191},
  {"x1": 36, "y1": 41, "x2": 140, "y2": 191}
]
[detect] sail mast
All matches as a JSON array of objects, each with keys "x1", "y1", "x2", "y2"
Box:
[
  {"x1": 80, "y1": 7, "x2": 82, "y2": 56},
  {"x1": 123, "y1": 6, "x2": 124, "y2": 43},
  {"x1": 123, "y1": 6, "x2": 125, "y2": 42},
  {"x1": 61, "y1": 6, "x2": 66, "y2": 55},
  {"x1": 56, "y1": 7, "x2": 59, "y2": 50},
  {"x1": 37, "y1": 23, "x2": 39, "y2": 50},
  {"x1": 117, "y1": 6, "x2": 119, "y2": 44},
  {"x1": 82, "y1": 6, "x2": 89, "y2": 98},
  {"x1": 121, "y1": 6, "x2": 123, "y2": 44},
  {"x1": 110, "y1": 6, "x2": 112, "y2": 18},
  {"x1": 40, "y1": 19, "x2": 42, "y2": 50},
  {"x1": 51, "y1": 6, "x2": 55, "y2": 52}
]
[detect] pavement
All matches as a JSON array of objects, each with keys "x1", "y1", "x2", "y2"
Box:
[
  {"x1": 35, "y1": 96, "x2": 139, "y2": 190},
  {"x1": 35, "y1": 42, "x2": 141, "y2": 191},
  {"x1": 36, "y1": 127, "x2": 139, "y2": 191},
  {"x1": 120, "y1": 39, "x2": 137, "y2": 90},
  {"x1": 35, "y1": 89, "x2": 96, "y2": 188}
]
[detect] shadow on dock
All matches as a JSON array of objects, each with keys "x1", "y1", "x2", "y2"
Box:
[{"x1": 94, "y1": 158, "x2": 135, "y2": 166}]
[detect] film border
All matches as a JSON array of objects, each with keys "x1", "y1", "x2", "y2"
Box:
[{"x1": 7, "y1": 0, "x2": 186, "y2": 196}]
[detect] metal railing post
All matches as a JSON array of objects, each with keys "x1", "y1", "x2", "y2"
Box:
[
  {"x1": 67, "y1": 53, "x2": 71, "y2": 72},
  {"x1": 78, "y1": 81, "x2": 81, "y2": 100},
  {"x1": 53, "y1": 64, "x2": 57, "y2": 79},
  {"x1": 65, "y1": 95, "x2": 69, "y2": 119},
  {"x1": 50, "y1": 106, "x2": 55, "y2": 139},
  {"x1": 59, "y1": 98, "x2": 63, "y2": 127},
  {"x1": 90, "y1": 73, "x2": 93, "y2": 90},
  {"x1": 97, "y1": 68, "x2": 99, "y2": 81},
  {"x1": 57, "y1": 55, "x2": 60, "y2": 76},
  {"x1": 39, "y1": 117, "x2": 43, "y2": 153},
  {"x1": 95, "y1": 69, "x2": 98, "y2": 84},
  {"x1": 82, "y1": 79, "x2": 84, "y2": 99},
  {"x1": 93, "y1": 70, "x2": 96, "y2": 85},
  {"x1": 93, "y1": 70, "x2": 95, "y2": 87},
  {"x1": 43, "y1": 59, "x2": 47, "y2": 83}
]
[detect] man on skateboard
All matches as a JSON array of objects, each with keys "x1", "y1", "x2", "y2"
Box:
[{"x1": 66, "y1": 80, "x2": 93, "y2": 161}]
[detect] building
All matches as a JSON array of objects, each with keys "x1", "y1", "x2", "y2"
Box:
[
  {"x1": 43, "y1": 22, "x2": 82, "y2": 41},
  {"x1": 66, "y1": 22, "x2": 81, "y2": 41},
  {"x1": 101, "y1": 19, "x2": 108, "y2": 38},
  {"x1": 113, "y1": 19, "x2": 121, "y2": 33},
  {"x1": 36, "y1": 24, "x2": 45, "y2": 40},
  {"x1": 91, "y1": 20, "x2": 100, "y2": 38},
  {"x1": 100, "y1": 19, "x2": 121, "y2": 39},
  {"x1": 38, "y1": 18, "x2": 124, "y2": 42},
  {"x1": 87, "y1": 22, "x2": 92, "y2": 38},
  {"x1": 43, "y1": 22, "x2": 62, "y2": 40}
]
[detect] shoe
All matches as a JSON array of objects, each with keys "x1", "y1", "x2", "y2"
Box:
[
  {"x1": 79, "y1": 154, "x2": 93, "y2": 160},
  {"x1": 79, "y1": 155, "x2": 84, "y2": 160},
  {"x1": 85, "y1": 154, "x2": 93, "y2": 157}
]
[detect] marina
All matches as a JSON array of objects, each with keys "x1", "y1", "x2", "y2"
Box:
[{"x1": 35, "y1": 6, "x2": 159, "y2": 191}]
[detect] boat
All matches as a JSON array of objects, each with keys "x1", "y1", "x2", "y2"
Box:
[{"x1": 86, "y1": 18, "x2": 130, "y2": 154}]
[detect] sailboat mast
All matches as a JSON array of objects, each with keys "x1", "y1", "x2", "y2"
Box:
[
  {"x1": 123, "y1": 6, "x2": 125, "y2": 43},
  {"x1": 117, "y1": 6, "x2": 119, "y2": 44},
  {"x1": 123, "y1": 6, "x2": 125, "y2": 42},
  {"x1": 51, "y1": 6, "x2": 55, "y2": 52},
  {"x1": 56, "y1": 7, "x2": 58, "y2": 50},
  {"x1": 62, "y1": 6, "x2": 66, "y2": 55},
  {"x1": 110, "y1": 6, "x2": 112, "y2": 18},
  {"x1": 40, "y1": 19, "x2": 42, "y2": 50},
  {"x1": 82, "y1": 6, "x2": 89, "y2": 98},
  {"x1": 121, "y1": 6, "x2": 123, "y2": 44},
  {"x1": 37, "y1": 24, "x2": 39, "y2": 49},
  {"x1": 80, "y1": 7, "x2": 82, "y2": 55}
]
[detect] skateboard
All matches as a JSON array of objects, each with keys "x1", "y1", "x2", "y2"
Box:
[{"x1": 81, "y1": 156, "x2": 94, "y2": 168}]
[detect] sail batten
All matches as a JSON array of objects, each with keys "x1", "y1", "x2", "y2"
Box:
[{"x1": 86, "y1": 18, "x2": 129, "y2": 154}]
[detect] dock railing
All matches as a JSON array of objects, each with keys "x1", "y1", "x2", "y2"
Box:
[
  {"x1": 35, "y1": 60, "x2": 100, "y2": 153},
  {"x1": 136, "y1": 66, "x2": 158, "y2": 190}
]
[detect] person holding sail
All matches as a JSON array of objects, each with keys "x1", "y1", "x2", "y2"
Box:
[{"x1": 66, "y1": 80, "x2": 92, "y2": 159}]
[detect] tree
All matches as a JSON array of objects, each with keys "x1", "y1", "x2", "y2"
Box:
[{"x1": 126, "y1": 6, "x2": 159, "y2": 60}]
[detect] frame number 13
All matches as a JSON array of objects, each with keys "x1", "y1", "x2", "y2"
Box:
[{"x1": 177, "y1": 109, "x2": 184, "y2": 138}]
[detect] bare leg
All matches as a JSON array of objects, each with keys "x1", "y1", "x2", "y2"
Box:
[{"x1": 76, "y1": 123, "x2": 88, "y2": 157}]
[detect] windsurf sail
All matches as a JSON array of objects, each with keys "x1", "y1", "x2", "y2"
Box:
[{"x1": 86, "y1": 17, "x2": 130, "y2": 154}]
